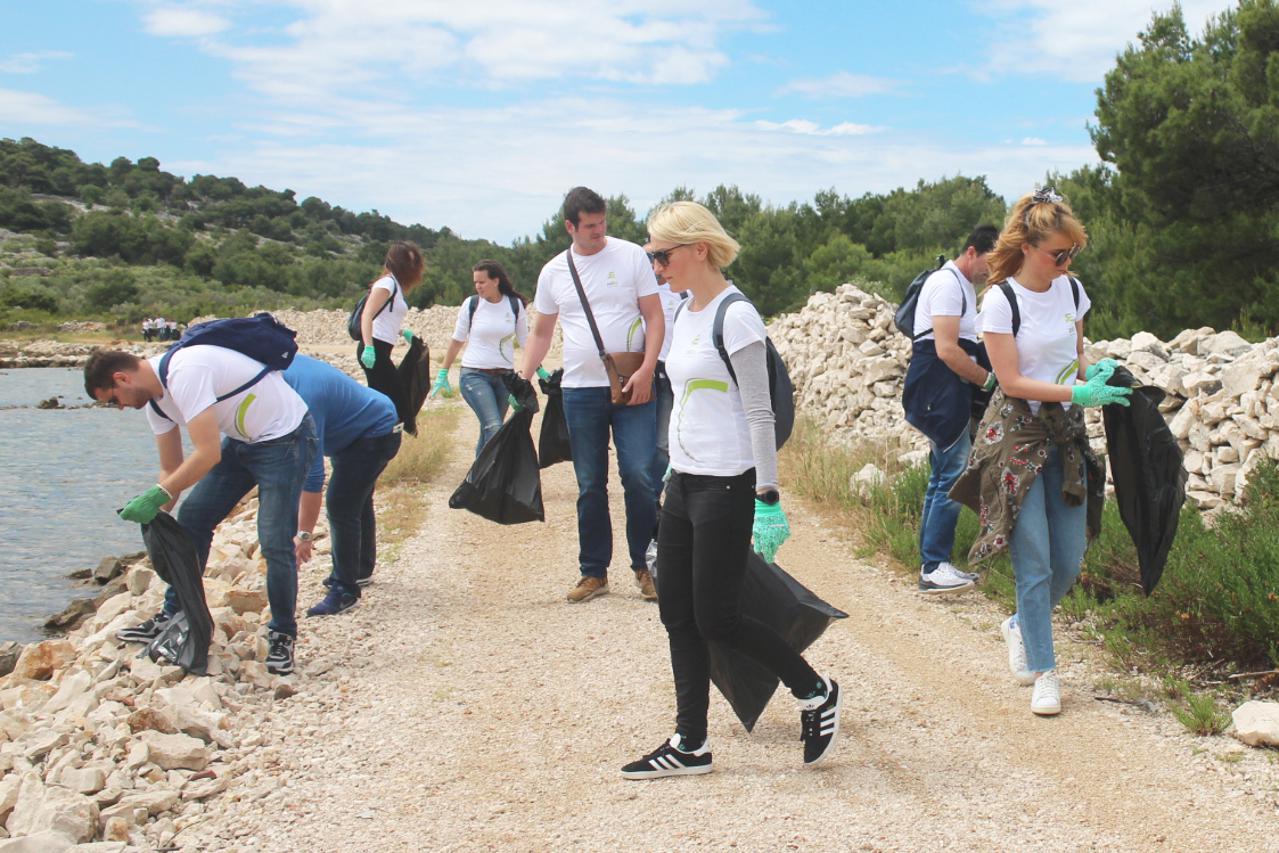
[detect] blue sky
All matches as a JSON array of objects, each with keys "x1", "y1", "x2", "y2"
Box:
[{"x1": 1, "y1": 0, "x2": 1237, "y2": 243}]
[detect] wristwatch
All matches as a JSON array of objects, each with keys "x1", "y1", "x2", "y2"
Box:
[
  {"x1": 296, "y1": 530, "x2": 313, "y2": 542},
  {"x1": 757, "y1": 489, "x2": 780, "y2": 505}
]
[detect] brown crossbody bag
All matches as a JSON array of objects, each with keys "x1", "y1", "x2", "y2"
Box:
[{"x1": 564, "y1": 250, "x2": 646, "y2": 405}]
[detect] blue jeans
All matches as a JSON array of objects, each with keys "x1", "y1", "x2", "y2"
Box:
[
  {"x1": 1010, "y1": 447, "x2": 1088, "y2": 672},
  {"x1": 649, "y1": 364, "x2": 674, "y2": 508},
  {"x1": 561, "y1": 386, "x2": 657, "y2": 578},
  {"x1": 919, "y1": 430, "x2": 972, "y2": 571},
  {"x1": 458, "y1": 368, "x2": 511, "y2": 457},
  {"x1": 172, "y1": 415, "x2": 318, "y2": 638},
  {"x1": 324, "y1": 429, "x2": 402, "y2": 597}
]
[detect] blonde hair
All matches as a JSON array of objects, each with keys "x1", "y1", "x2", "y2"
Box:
[
  {"x1": 986, "y1": 190, "x2": 1089, "y2": 285},
  {"x1": 646, "y1": 201, "x2": 740, "y2": 269}
]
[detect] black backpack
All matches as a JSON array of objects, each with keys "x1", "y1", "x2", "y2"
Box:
[
  {"x1": 674, "y1": 292, "x2": 794, "y2": 449},
  {"x1": 467, "y1": 293, "x2": 521, "y2": 329},
  {"x1": 895, "y1": 255, "x2": 966, "y2": 339},
  {"x1": 347, "y1": 276, "x2": 400, "y2": 341},
  {"x1": 148, "y1": 313, "x2": 298, "y2": 421},
  {"x1": 996, "y1": 277, "x2": 1081, "y2": 337}
]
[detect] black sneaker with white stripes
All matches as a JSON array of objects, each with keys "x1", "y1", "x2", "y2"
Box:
[
  {"x1": 116, "y1": 610, "x2": 173, "y2": 644},
  {"x1": 620, "y1": 734, "x2": 713, "y2": 780},
  {"x1": 265, "y1": 630, "x2": 295, "y2": 675},
  {"x1": 798, "y1": 676, "x2": 842, "y2": 765}
]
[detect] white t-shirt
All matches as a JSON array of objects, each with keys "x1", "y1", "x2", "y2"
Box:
[
  {"x1": 654, "y1": 283, "x2": 687, "y2": 362},
  {"x1": 914, "y1": 261, "x2": 979, "y2": 344},
  {"x1": 666, "y1": 286, "x2": 765, "y2": 476},
  {"x1": 979, "y1": 275, "x2": 1092, "y2": 414},
  {"x1": 144, "y1": 346, "x2": 309, "y2": 442},
  {"x1": 452, "y1": 295, "x2": 529, "y2": 369},
  {"x1": 369, "y1": 275, "x2": 408, "y2": 344},
  {"x1": 533, "y1": 238, "x2": 659, "y2": 388}
]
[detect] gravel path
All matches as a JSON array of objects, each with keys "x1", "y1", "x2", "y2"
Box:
[{"x1": 190, "y1": 399, "x2": 1279, "y2": 852}]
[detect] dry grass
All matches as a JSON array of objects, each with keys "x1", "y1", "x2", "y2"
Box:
[{"x1": 376, "y1": 405, "x2": 460, "y2": 558}]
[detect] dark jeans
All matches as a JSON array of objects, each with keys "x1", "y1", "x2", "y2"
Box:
[
  {"x1": 325, "y1": 429, "x2": 402, "y2": 597},
  {"x1": 561, "y1": 386, "x2": 657, "y2": 578},
  {"x1": 657, "y1": 470, "x2": 820, "y2": 744},
  {"x1": 359, "y1": 339, "x2": 413, "y2": 432},
  {"x1": 649, "y1": 363, "x2": 674, "y2": 510},
  {"x1": 172, "y1": 415, "x2": 318, "y2": 638}
]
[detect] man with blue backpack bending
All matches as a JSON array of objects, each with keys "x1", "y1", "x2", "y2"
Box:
[
  {"x1": 84, "y1": 315, "x2": 316, "y2": 676},
  {"x1": 901, "y1": 225, "x2": 997, "y2": 595}
]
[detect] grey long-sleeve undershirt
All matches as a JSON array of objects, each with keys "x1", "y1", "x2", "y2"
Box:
[{"x1": 727, "y1": 339, "x2": 778, "y2": 490}]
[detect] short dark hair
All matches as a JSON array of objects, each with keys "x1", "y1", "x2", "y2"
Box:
[
  {"x1": 83, "y1": 350, "x2": 141, "y2": 398},
  {"x1": 563, "y1": 186, "x2": 606, "y2": 226},
  {"x1": 963, "y1": 224, "x2": 999, "y2": 255}
]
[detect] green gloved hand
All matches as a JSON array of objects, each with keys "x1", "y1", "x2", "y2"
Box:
[
  {"x1": 429, "y1": 368, "x2": 451, "y2": 399},
  {"x1": 402, "y1": 329, "x2": 415, "y2": 345},
  {"x1": 1085, "y1": 358, "x2": 1118, "y2": 382},
  {"x1": 752, "y1": 499, "x2": 791, "y2": 563},
  {"x1": 507, "y1": 393, "x2": 524, "y2": 414},
  {"x1": 119, "y1": 484, "x2": 172, "y2": 524},
  {"x1": 1070, "y1": 374, "x2": 1132, "y2": 408},
  {"x1": 359, "y1": 345, "x2": 377, "y2": 369},
  {"x1": 535, "y1": 366, "x2": 551, "y2": 382}
]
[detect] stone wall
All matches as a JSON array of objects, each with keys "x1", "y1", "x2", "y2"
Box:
[{"x1": 767, "y1": 283, "x2": 1279, "y2": 511}]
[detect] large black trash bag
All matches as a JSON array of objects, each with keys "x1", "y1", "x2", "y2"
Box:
[
  {"x1": 141, "y1": 513, "x2": 213, "y2": 675},
  {"x1": 397, "y1": 336, "x2": 430, "y2": 436},
  {"x1": 707, "y1": 553, "x2": 848, "y2": 732},
  {"x1": 1102, "y1": 365, "x2": 1187, "y2": 595},
  {"x1": 538, "y1": 368, "x2": 572, "y2": 468},
  {"x1": 448, "y1": 373, "x2": 545, "y2": 524}
]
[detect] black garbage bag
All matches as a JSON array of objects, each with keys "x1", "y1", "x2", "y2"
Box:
[
  {"x1": 141, "y1": 513, "x2": 212, "y2": 675},
  {"x1": 538, "y1": 368, "x2": 572, "y2": 468},
  {"x1": 707, "y1": 553, "x2": 848, "y2": 732},
  {"x1": 397, "y1": 336, "x2": 430, "y2": 436},
  {"x1": 1102, "y1": 365, "x2": 1187, "y2": 595},
  {"x1": 448, "y1": 373, "x2": 545, "y2": 524}
]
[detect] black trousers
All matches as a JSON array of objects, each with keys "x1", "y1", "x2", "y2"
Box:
[
  {"x1": 358, "y1": 339, "x2": 415, "y2": 433},
  {"x1": 657, "y1": 470, "x2": 820, "y2": 744}
]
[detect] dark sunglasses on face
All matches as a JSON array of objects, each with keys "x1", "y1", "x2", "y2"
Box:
[
  {"x1": 1038, "y1": 243, "x2": 1081, "y2": 266},
  {"x1": 645, "y1": 244, "x2": 690, "y2": 267}
]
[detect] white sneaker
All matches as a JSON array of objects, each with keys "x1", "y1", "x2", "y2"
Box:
[
  {"x1": 1031, "y1": 670, "x2": 1062, "y2": 716},
  {"x1": 1000, "y1": 617, "x2": 1036, "y2": 686},
  {"x1": 919, "y1": 562, "x2": 975, "y2": 595}
]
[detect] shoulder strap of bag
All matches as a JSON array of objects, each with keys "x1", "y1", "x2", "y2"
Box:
[
  {"x1": 712, "y1": 292, "x2": 751, "y2": 386},
  {"x1": 1069, "y1": 276, "x2": 1080, "y2": 310},
  {"x1": 466, "y1": 294, "x2": 479, "y2": 330},
  {"x1": 148, "y1": 338, "x2": 272, "y2": 422},
  {"x1": 565, "y1": 250, "x2": 608, "y2": 360},
  {"x1": 912, "y1": 267, "x2": 966, "y2": 341},
  {"x1": 998, "y1": 281, "x2": 1021, "y2": 338}
]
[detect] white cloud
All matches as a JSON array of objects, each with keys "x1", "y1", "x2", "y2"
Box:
[
  {"x1": 777, "y1": 71, "x2": 898, "y2": 99},
  {"x1": 1021, "y1": 136, "x2": 1048, "y2": 146},
  {"x1": 977, "y1": 0, "x2": 1239, "y2": 82},
  {"x1": 0, "y1": 51, "x2": 72, "y2": 74},
  {"x1": 142, "y1": 7, "x2": 231, "y2": 38},
  {"x1": 754, "y1": 119, "x2": 882, "y2": 136},
  {"x1": 0, "y1": 88, "x2": 92, "y2": 124}
]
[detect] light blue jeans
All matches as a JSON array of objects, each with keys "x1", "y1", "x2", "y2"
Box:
[
  {"x1": 1010, "y1": 447, "x2": 1088, "y2": 673},
  {"x1": 919, "y1": 429, "x2": 971, "y2": 572},
  {"x1": 458, "y1": 367, "x2": 511, "y2": 457}
]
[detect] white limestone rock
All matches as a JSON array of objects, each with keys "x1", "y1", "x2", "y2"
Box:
[{"x1": 1231, "y1": 700, "x2": 1279, "y2": 747}]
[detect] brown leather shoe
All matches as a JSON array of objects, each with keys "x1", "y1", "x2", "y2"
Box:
[
  {"x1": 567, "y1": 575, "x2": 608, "y2": 603},
  {"x1": 633, "y1": 569, "x2": 657, "y2": 601}
]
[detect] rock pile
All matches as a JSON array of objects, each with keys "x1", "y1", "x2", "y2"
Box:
[
  {"x1": 768, "y1": 282, "x2": 1279, "y2": 510},
  {"x1": 0, "y1": 497, "x2": 330, "y2": 850}
]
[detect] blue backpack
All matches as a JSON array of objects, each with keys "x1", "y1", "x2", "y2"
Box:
[{"x1": 148, "y1": 313, "x2": 298, "y2": 421}]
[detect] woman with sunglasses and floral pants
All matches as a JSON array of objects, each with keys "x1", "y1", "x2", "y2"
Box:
[{"x1": 952, "y1": 189, "x2": 1130, "y2": 716}]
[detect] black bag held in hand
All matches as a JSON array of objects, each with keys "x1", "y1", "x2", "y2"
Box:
[
  {"x1": 141, "y1": 513, "x2": 213, "y2": 676},
  {"x1": 347, "y1": 276, "x2": 400, "y2": 341},
  {"x1": 565, "y1": 250, "x2": 646, "y2": 405},
  {"x1": 448, "y1": 373, "x2": 545, "y2": 524},
  {"x1": 537, "y1": 367, "x2": 572, "y2": 468},
  {"x1": 707, "y1": 553, "x2": 847, "y2": 732}
]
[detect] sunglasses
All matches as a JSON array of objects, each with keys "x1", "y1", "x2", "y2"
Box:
[
  {"x1": 645, "y1": 244, "x2": 690, "y2": 267},
  {"x1": 1037, "y1": 243, "x2": 1081, "y2": 266}
]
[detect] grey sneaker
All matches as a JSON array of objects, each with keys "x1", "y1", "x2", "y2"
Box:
[{"x1": 919, "y1": 563, "x2": 975, "y2": 595}]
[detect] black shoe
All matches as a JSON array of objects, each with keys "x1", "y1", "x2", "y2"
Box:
[
  {"x1": 306, "y1": 588, "x2": 358, "y2": 617},
  {"x1": 799, "y1": 677, "x2": 842, "y2": 765},
  {"x1": 620, "y1": 734, "x2": 713, "y2": 780},
  {"x1": 265, "y1": 630, "x2": 295, "y2": 675},
  {"x1": 116, "y1": 610, "x2": 173, "y2": 643}
]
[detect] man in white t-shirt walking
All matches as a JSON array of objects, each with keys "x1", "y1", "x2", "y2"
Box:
[
  {"x1": 905, "y1": 225, "x2": 997, "y2": 594},
  {"x1": 519, "y1": 187, "x2": 665, "y2": 603},
  {"x1": 85, "y1": 347, "x2": 317, "y2": 675}
]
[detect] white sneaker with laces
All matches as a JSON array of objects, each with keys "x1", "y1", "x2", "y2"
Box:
[
  {"x1": 1031, "y1": 669, "x2": 1062, "y2": 716},
  {"x1": 919, "y1": 562, "x2": 975, "y2": 595},
  {"x1": 1000, "y1": 616, "x2": 1036, "y2": 686}
]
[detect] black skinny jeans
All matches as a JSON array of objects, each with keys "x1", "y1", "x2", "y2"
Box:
[
  {"x1": 358, "y1": 339, "x2": 415, "y2": 433},
  {"x1": 657, "y1": 470, "x2": 820, "y2": 745}
]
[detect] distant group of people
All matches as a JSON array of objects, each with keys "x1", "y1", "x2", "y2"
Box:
[
  {"x1": 82, "y1": 182, "x2": 1130, "y2": 777},
  {"x1": 141, "y1": 317, "x2": 180, "y2": 341}
]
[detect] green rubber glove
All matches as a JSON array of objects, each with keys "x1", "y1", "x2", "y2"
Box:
[
  {"x1": 1070, "y1": 374, "x2": 1132, "y2": 408},
  {"x1": 359, "y1": 345, "x2": 376, "y2": 369},
  {"x1": 752, "y1": 499, "x2": 791, "y2": 563},
  {"x1": 402, "y1": 329, "x2": 415, "y2": 345},
  {"x1": 429, "y1": 368, "x2": 451, "y2": 399},
  {"x1": 507, "y1": 393, "x2": 524, "y2": 413},
  {"x1": 119, "y1": 484, "x2": 172, "y2": 524},
  {"x1": 535, "y1": 366, "x2": 551, "y2": 381},
  {"x1": 1085, "y1": 358, "x2": 1118, "y2": 382}
]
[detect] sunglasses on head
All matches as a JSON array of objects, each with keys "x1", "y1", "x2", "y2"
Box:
[
  {"x1": 1038, "y1": 243, "x2": 1081, "y2": 266},
  {"x1": 645, "y1": 244, "x2": 690, "y2": 267}
]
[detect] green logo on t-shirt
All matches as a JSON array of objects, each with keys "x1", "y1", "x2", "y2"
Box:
[{"x1": 675, "y1": 378, "x2": 728, "y2": 462}]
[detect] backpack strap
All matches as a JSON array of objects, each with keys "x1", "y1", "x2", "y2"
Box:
[
  {"x1": 469, "y1": 293, "x2": 524, "y2": 332},
  {"x1": 912, "y1": 267, "x2": 966, "y2": 341},
  {"x1": 997, "y1": 281, "x2": 1021, "y2": 338},
  {"x1": 147, "y1": 343, "x2": 272, "y2": 422},
  {"x1": 1069, "y1": 276, "x2": 1080, "y2": 310},
  {"x1": 712, "y1": 292, "x2": 751, "y2": 386}
]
